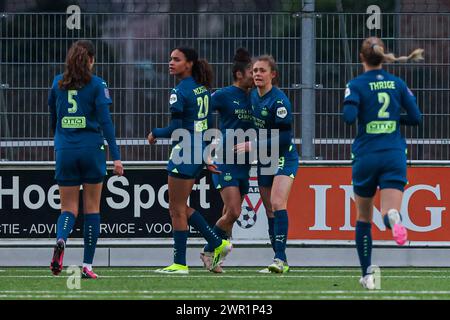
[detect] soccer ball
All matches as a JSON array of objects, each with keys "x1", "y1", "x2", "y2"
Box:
[{"x1": 236, "y1": 206, "x2": 257, "y2": 229}]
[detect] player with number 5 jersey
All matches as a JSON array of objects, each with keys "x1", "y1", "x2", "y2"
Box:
[
  {"x1": 342, "y1": 37, "x2": 423, "y2": 289},
  {"x1": 48, "y1": 40, "x2": 123, "y2": 279}
]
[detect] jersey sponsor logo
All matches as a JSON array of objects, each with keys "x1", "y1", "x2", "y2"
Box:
[
  {"x1": 276, "y1": 106, "x2": 288, "y2": 118},
  {"x1": 366, "y1": 120, "x2": 396, "y2": 134},
  {"x1": 169, "y1": 94, "x2": 178, "y2": 105},
  {"x1": 61, "y1": 116, "x2": 86, "y2": 129},
  {"x1": 194, "y1": 119, "x2": 208, "y2": 132},
  {"x1": 344, "y1": 87, "x2": 351, "y2": 98},
  {"x1": 253, "y1": 116, "x2": 266, "y2": 128},
  {"x1": 233, "y1": 100, "x2": 240, "y2": 105}
]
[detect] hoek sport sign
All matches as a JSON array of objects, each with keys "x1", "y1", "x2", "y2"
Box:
[{"x1": 0, "y1": 165, "x2": 449, "y2": 244}]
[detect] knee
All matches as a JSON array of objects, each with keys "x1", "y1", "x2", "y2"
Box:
[
  {"x1": 169, "y1": 205, "x2": 186, "y2": 220},
  {"x1": 271, "y1": 198, "x2": 286, "y2": 212},
  {"x1": 224, "y1": 205, "x2": 242, "y2": 222}
]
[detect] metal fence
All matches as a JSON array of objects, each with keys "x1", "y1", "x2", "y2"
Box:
[
  {"x1": 315, "y1": 13, "x2": 450, "y2": 161},
  {"x1": 0, "y1": 12, "x2": 449, "y2": 162}
]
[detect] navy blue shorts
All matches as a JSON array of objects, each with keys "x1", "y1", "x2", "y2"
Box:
[
  {"x1": 167, "y1": 162, "x2": 204, "y2": 179},
  {"x1": 55, "y1": 146, "x2": 106, "y2": 186},
  {"x1": 352, "y1": 149, "x2": 407, "y2": 197},
  {"x1": 257, "y1": 155, "x2": 298, "y2": 187},
  {"x1": 167, "y1": 139, "x2": 205, "y2": 179},
  {"x1": 212, "y1": 164, "x2": 251, "y2": 195}
]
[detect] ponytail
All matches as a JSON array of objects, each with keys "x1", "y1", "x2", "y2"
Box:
[
  {"x1": 373, "y1": 44, "x2": 424, "y2": 63},
  {"x1": 174, "y1": 47, "x2": 213, "y2": 89},
  {"x1": 232, "y1": 48, "x2": 252, "y2": 81},
  {"x1": 192, "y1": 59, "x2": 213, "y2": 89},
  {"x1": 361, "y1": 37, "x2": 424, "y2": 66}
]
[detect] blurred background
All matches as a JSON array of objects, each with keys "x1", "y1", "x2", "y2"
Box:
[{"x1": 0, "y1": 0, "x2": 449, "y2": 162}]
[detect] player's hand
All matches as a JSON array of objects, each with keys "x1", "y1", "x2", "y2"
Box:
[
  {"x1": 206, "y1": 163, "x2": 222, "y2": 175},
  {"x1": 113, "y1": 160, "x2": 124, "y2": 176},
  {"x1": 234, "y1": 141, "x2": 252, "y2": 154},
  {"x1": 205, "y1": 156, "x2": 221, "y2": 175},
  {"x1": 147, "y1": 132, "x2": 157, "y2": 145}
]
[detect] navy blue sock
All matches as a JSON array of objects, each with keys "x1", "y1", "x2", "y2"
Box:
[
  {"x1": 274, "y1": 210, "x2": 288, "y2": 262},
  {"x1": 204, "y1": 225, "x2": 227, "y2": 252},
  {"x1": 355, "y1": 221, "x2": 372, "y2": 276},
  {"x1": 56, "y1": 211, "x2": 76, "y2": 243},
  {"x1": 173, "y1": 230, "x2": 189, "y2": 265},
  {"x1": 188, "y1": 211, "x2": 222, "y2": 250},
  {"x1": 83, "y1": 214, "x2": 100, "y2": 264},
  {"x1": 383, "y1": 214, "x2": 392, "y2": 229},
  {"x1": 267, "y1": 217, "x2": 275, "y2": 252}
]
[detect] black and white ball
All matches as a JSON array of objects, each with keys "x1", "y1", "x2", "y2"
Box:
[{"x1": 236, "y1": 206, "x2": 257, "y2": 229}]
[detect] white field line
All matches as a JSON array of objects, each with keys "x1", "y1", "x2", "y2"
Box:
[
  {"x1": 1, "y1": 274, "x2": 450, "y2": 279},
  {"x1": 6, "y1": 268, "x2": 450, "y2": 274},
  {"x1": 0, "y1": 294, "x2": 444, "y2": 300},
  {"x1": 0, "y1": 290, "x2": 450, "y2": 295}
]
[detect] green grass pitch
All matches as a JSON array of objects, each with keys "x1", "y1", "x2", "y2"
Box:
[{"x1": 0, "y1": 267, "x2": 449, "y2": 300}]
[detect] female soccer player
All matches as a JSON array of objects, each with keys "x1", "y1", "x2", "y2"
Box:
[
  {"x1": 49, "y1": 40, "x2": 123, "y2": 279},
  {"x1": 200, "y1": 48, "x2": 254, "y2": 273},
  {"x1": 237, "y1": 55, "x2": 298, "y2": 273},
  {"x1": 148, "y1": 47, "x2": 232, "y2": 274},
  {"x1": 342, "y1": 37, "x2": 423, "y2": 289}
]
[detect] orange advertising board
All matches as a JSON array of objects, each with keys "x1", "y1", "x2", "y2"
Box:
[{"x1": 287, "y1": 167, "x2": 449, "y2": 241}]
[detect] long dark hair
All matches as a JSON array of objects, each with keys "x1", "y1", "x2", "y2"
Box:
[
  {"x1": 232, "y1": 48, "x2": 252, "y2": 81},
  {"x1": 360, "y1": 37, "x2": 424, "y2": 66},
  {"x1": 59, "y1": 40, "x2": 95, "y2": 90},
  {"x1": 174, "y1": 47, "x2": 213, "y2": 89}
]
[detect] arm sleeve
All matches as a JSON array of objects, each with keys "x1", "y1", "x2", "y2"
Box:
[
  {"x1": 273, "y1": 97, "x2": 292, "y2": 127},
  {"x1": 343, "y1": 82, "x2": 360, "y2": 106},
  {"x1": 95, "y1": 78, "x2": 113, "y2": 106},
  {"x1": 342, "y1": 103, "x2": 359, "y2": 124},
  {"x1": 96, "y1": 103, "x2": 121, "y2": 160},
  {"x1": 400, "y1": 82, "x2": 422, "y2": 126},
  {"x1": 211, "y1": 90, "x2": 223, "y2": 113},
  {"x1": 342, "y1": 82, "x2": 360, "y2": 124},
  {"x1": 152, "y1": 113, "x2": 183, "y2": 138},
  {"x1": 168, "y1": 89, "x2": 184, "y2": 114},
  {"x1": 259, "y1": 98, "x2": 292, "y2": 149},
  {"x1": 152, "y1": 89, "x2": 185, "y2": 138},
  {"x1": 204, "y1": 108, "x2": 216, "y2": 147},
  {"x1": 95, "y1": 80, "x2": 120, "y2": 160}
]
